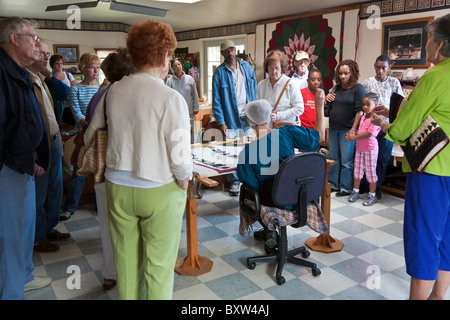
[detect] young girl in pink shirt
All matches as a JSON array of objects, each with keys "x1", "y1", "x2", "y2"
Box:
[{"x1": 346, "y1": 92, "x2": 381, "y2": 206}]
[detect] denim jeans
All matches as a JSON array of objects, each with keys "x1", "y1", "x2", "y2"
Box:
[
  {"x1": 328, "y1": 127, "x2": 356, "y2": 193},
  {"x1": 375, "y1": 131, "x2": 394, "y2": 188},
  {"x1": 0, "y1": 165, "x2": 36, "y2": 300},
  {"x1": 35, "y1": 139, "x2": 63, "y2": 243},
  {"x1": 63, "y1": 167, "x2": 86, "y2": 213}
]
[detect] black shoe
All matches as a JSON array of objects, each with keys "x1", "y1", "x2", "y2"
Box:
[
  {"x1": 264, "y1": 231, "x2": 277, "y2": 249},
  {"x1": 59, "y1": 211, "x2": 74, "y2": 221},
  {"x1": 253, "y1": 228, "x2": 278, "y2": 248},
  {"x1": 376, "y1": 188, "x2": 382, "y2": 200},
  {"x1": 336, "y1": 190, "x2": 351, "y2": 197},
  {"x1": 331, "y1": 187, "x2": 339, "y2": 192},
  {"x1": 253, "y1": 229, "x2": 266, "y2": 242}
]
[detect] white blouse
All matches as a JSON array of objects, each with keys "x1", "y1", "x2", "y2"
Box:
[
  {"x1": 85, "y1": 73, "x2": 193, "y2": 186},
  {"x1": 256, "y1": 74, "x2": 304, "y2": 123}
]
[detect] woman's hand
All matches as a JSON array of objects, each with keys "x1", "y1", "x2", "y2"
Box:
[
  {"x1": 371, "y1": 113, "x2": 389, "y2": 133},
  {"x1": 346, "y1": 129, "x2": 357, "y2": 142},
  {"x1": 176, "y1": 178, "x2": 189, "y2": 190},
  {"x1": 325, "y1": 93, "x2": 336, "y2": 103},
  {"x1": 270, "y1": 112, "x2": 277, "y2": 123},
  {"x1": 79, "y1": 117, "x2": 88, "y2": 127},
  {"x1": 371, "y1": 113, "x2": 384, "y2": 127},
  {"x1": 372, "y1": 105, "x2": 389, "y2": 117},
  {"x1": 34, "y1": 163, "x2": 45, "y2": 176}
]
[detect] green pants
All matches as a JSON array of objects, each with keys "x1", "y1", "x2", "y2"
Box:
[{"x1": 105, "y1": 179, "x2": 186, "y2": 300}]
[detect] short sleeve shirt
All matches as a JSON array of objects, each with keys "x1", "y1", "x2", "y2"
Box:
[{"x1": 356, "y1": 115, "x2": 381, "y2": 152}]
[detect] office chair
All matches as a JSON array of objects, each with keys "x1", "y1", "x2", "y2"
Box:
[{"x1": 239, "y1": 152, "x2": 325, "y2": 285}]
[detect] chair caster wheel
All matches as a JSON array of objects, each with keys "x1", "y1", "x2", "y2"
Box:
[
  {"x1": 312, "y1": 267, "x2": 321, "y2": 277},
  {"x1": 276, "y1": 276, "x2": 286, "y2": 285},
  {"x1": 301, "y1": 250, "x2": 310, "y2": 258},
  {"x1": 247, "y1": 262, "x2": 256, "y2": 270}
]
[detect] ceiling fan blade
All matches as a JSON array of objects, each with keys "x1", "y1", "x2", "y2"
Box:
[
  {"x1": 109, "y1": 2, "x2": 167, "y2": 17},
  {"x1": 46, "y1": 1, "x2": 99, "y2": 12}
]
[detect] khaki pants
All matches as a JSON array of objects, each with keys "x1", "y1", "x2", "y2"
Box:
[{"x1": 105, "y1": 180, "x2": 186, "y2": 300}]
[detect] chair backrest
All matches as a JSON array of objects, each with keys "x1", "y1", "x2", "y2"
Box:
[{"x1": 271, "y1": 151, "x2": 326, "y2": 210}]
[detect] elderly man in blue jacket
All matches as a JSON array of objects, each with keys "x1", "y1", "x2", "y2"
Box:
[
  {"x1": 212, "y1": 39, "x2": 257, "y2": 196},
  {"x1": 0, "y1": 17, "x2": 51, "y2": 300}
]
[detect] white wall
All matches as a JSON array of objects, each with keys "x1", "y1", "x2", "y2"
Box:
[
  {"x1": 177, "y1": 8, "x2": 450, "y2": 95},
  {"x1": 37, "y1": 29, "x2": 127, "y2": 71},
  {"x1": 357, "y1": 8, "x2": 450, "y2": 80}
]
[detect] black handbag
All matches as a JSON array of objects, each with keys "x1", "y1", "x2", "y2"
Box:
[{"x1": 324, "y1": 85, "x2": 337, "y2": 117}]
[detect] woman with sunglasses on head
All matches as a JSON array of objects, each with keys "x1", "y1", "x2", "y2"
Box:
[{"x1": 60, "y1": 52, "x2": 100, "y2": 222}]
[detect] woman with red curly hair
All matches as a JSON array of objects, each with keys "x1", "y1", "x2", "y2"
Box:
[{"x1": 85, "y1": 20, "x2": 192, "y2": 300}]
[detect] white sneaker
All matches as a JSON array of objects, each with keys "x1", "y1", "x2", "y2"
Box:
[
  {"x1": 25, "y1": 276, "x2": 52, "y2": 292},
  {"x1": 229, "y1": 184, "x2": 240, "y2": 196},
  {"x1": 363, "y1": 194, "x2": 377, "y2": 206}
]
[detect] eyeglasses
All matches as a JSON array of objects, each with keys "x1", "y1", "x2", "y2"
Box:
[
  {"x1": 268, "y1": 66, "x2": 281, "y2": 72},
  {"x1": 296, "y1": 60, "x2": 309, "y2": 65},
  {"x1": 40, "y1": 51, "x2": 51, "y2": 58},
  {"x1": 88, "y1": 66, "x2": 100, "y2": 71},
  {"x1": 16, "y1": 34, "x2": 40, "y2": 41}
]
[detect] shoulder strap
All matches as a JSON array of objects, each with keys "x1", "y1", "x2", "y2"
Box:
[
  {"x1": 103, "y1": 88, "x2": 110, "y2": 129},
  {"x1": 273, "y1": 79, "x2": 290, "y2": 112}
]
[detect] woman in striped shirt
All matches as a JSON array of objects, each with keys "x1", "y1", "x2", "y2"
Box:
[
  {"x1": 61, "y1": 53, "x2": 100, "y2": 221},
  {"x1": 69, "y1": 52, "x2": 100, "y2": 129}
]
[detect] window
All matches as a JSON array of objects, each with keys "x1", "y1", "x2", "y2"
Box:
[{"x1": 203, "y1": 38, "x2": 245, "y2": 102}]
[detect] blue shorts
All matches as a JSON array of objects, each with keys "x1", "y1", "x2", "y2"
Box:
[{"x1": 404, "y1": 172, "x2": 450, "y2": 280}]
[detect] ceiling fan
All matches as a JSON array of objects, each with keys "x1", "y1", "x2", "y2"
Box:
[{"x1": 45, "y1": 0, "x2": 168, "y2": 17}]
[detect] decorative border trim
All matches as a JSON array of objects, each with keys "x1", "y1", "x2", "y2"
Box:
[
  {"x1": 175, "y1": 23, "x2": 257, "y2": 41},
  {"x1": 0, "y1": 16, "x2": 130, "y2": 33},
  {"x1": 3, "y1": 0, "x2": 448, "y2": 37},
  {"x1": 360, "y1": 0, "x2": 450, "y2": 19}
]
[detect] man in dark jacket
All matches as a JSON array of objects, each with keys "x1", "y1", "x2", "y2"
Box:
[{"x1": 0, "y1": 17, "x2": 50, "y2": 300}]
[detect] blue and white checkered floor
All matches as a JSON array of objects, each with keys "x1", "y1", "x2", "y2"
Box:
[{"x1": 25, "y1": 187, "x2": 450, "y2": 300}]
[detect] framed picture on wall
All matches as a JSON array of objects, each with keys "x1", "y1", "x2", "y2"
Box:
[
  {"x1": 53, "y1": 44, "x2": 80, "y2": 64},
  {"x1": 382, "y1": 17, "x2": 434, "y2": 69},
  {"x1": 94, "y1": 48, "x2": 117, "y2": 61}
]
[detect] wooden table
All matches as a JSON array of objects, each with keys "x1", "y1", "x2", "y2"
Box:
[
  {"x1": 175, "y1": 146, "x2": 342, "y2": 276},
  {"x1": 175, "y1": 139, "x2": 243, "y2": 276},
  {"x1": 174, "y1": 178, "x2": 215, "y2": 276},
  {"x1": 305, "y1": 159, "x2": 344, "y2": 253}
]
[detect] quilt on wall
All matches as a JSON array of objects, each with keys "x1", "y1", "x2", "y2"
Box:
[{"x1": 268, "y1": 15, "x2": 338, "y2": 91}]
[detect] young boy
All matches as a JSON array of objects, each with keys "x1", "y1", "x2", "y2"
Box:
[
  {"x1": 300, "y1": 69, "x2": 323, "y2": 129},
  {"x1": 346, "y1": 92, "x2": 382, "y2": 206}
]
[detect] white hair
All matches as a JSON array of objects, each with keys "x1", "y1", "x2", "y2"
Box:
[{"x1": 0, "y1": 17, "x2": 39, "y2": 45}]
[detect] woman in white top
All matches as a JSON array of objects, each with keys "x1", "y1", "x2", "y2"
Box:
[
  {"x1": 50, "y1": 54, "x2": 78, "y2": 87},
  {"x1": 256, "y1": 50, "x2": 304, "y2": 126},
  {"x1": 49, "y1": 53, "x2": 77, "y2": 124},
  {"x1": 85, "y1": 19, "x2": 192, "y2": 300}
]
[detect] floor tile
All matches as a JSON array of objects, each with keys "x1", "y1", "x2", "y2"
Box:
[{"x1": 25, "y1": 189, "x2": 419, "y2": 300}]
